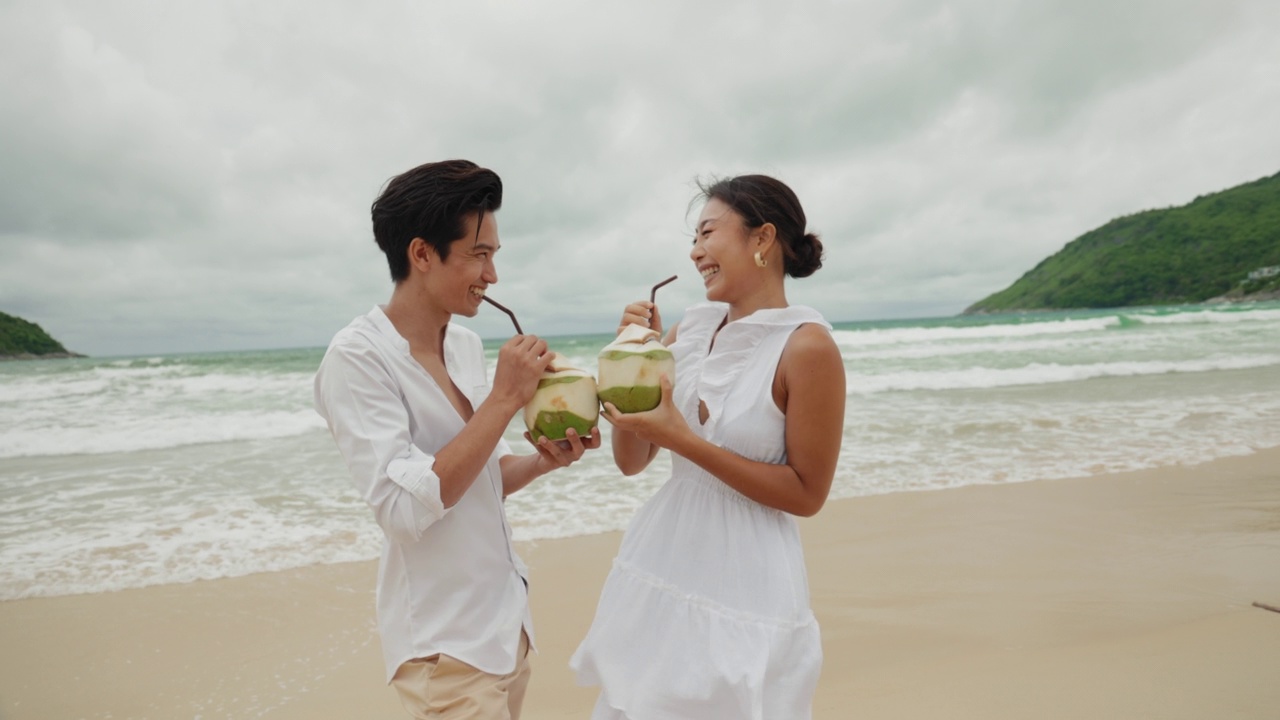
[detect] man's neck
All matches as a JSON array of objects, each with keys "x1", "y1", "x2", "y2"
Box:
[{"x1": 384, "y1": 283, "x2": 450, "y2": 358}]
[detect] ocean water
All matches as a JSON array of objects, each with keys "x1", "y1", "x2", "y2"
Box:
[{"x1": 2, "y1": 302, "x2": 1279, "y2": 600}]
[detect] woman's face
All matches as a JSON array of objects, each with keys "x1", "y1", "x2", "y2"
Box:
[{"x1": 690, "y1": 198, "x2": 757, "y2": 303}]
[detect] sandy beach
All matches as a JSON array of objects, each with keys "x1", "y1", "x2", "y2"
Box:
[{"x1": 3, "y1": 447, "x2": 1278, "y2": 719}]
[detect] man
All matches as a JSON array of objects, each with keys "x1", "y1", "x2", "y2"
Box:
[{"x1": 314, "y1": 159, "x2": 599, "y2": 719}]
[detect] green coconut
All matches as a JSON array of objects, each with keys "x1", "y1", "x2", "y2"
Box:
[
  {"x1": 526, "y1": 408, "x2": 597, "y2": 441},
  {"x1": 596, "y1": 323, "x2": 676, "y2": 413},
  {"x1": 523, "y1": 354, "x2": 600, "y2": 441}
]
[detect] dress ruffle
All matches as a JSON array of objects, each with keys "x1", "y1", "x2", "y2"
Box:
[{"x1": 573, "y1": 556, "x2": 822, "y2": 720}]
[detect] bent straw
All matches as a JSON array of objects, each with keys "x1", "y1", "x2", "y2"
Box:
[
  {"x1": 481, "y1": 295, "x2": 524, "y2": 335},
  {"x1": 650, "y1": 275, "x2": 678, "y2": 304}
]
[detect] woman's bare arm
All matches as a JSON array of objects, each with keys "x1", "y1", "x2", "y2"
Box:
[{"x1": 603, "y1": 324, "x2": 845, "y2": 515}]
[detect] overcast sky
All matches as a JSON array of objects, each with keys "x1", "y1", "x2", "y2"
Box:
[{"x1": 3, "y1": 0, "x2": 1280, "y2": 356}]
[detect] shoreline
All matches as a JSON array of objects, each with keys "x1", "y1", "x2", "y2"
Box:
[
  {"x1": 0, "y1": 351, "x2": 87, "y2": 361},
  {"x1": 3, "y1": 448, "x2": 1279, "y2": 718}
]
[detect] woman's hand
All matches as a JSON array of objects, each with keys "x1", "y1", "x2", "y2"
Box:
[
  {"x1": 600, "y1": 374, "x2": 689, "y2": 451},
  {"x1": 618, "y1": 300, "x2": 663, "y2": 336},
  {"x1": 526, "y1": 426, "x2": 602, "y2": 472}
]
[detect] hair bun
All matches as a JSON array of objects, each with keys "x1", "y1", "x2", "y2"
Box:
[{"x1": 786, "y1": 232, "x2": 824, "y2": 278}]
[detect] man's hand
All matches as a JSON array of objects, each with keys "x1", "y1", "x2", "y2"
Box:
[
  {"x1": 527, "y1": 426, "x2": 602, "y2": 472},
  {"x1": 502, "y1": 426, "x2": 603, "y2": 496},
  {"x1": 490, "y1": 335, "x2": 551, "y2": 412}
]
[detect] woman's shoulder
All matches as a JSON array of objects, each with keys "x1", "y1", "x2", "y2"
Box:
[
  {"x1": 787, "y1": 321, "x2": 837, "y2": 348},
  {"x1": 781, "y1": 321, "x2": 841, "y2": 369}
]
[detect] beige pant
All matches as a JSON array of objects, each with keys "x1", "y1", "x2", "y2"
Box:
[{"x1": 390, "y1": 631, "x2": 532, "y2": 720}]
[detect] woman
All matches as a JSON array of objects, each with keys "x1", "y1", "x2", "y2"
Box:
[{"x1": 570, "y1": 174, "x2": 846, "y2": 719}]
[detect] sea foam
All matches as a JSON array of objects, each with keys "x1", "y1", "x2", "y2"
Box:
[
  {"x1": 847, "y1": 355, "x2": 1280, "y2": 394},
  {"x1": 3, "y1": 303, "x2": 1279, "y2": 599}
]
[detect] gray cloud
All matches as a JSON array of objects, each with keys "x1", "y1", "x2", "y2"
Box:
[{"x1": 2, "y1": 0, "x2": 1279, "y2": 356}]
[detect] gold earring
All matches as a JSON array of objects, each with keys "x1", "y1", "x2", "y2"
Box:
[{"x1": 754, "y1": 251, "x2": 768, "y2": 268}]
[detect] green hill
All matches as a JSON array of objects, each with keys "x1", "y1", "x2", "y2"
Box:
[
  {"x1": 0, "y1": 311, "x2": 80, "y2": 359},
  {"x1": 966, "y1": 170, "x2": 1280, "y2": 313}
]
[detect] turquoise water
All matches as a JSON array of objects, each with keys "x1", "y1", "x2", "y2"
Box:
[{"x1": 2, "y1": 301, "x2": 1279, "y2": 599}]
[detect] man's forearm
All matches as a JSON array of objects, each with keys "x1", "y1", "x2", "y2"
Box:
[
  {"x1": 432, "y1": 397, "x2": 521, "y2": 508},
  {"x1": 499, "y1": 453, "x2": 549, "y2": 498}
]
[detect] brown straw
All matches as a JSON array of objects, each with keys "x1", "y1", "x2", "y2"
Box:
[
  {"x1": 650, "y1": 275, "x2": 678, "y2": 304},
  {"x1": 481, "y1": 296, "x2": 523, "y2": 335}
]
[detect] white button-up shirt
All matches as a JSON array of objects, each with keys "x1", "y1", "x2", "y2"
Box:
[{"x1": 314, "y1": 305, "x2": 533, "y2": 682}]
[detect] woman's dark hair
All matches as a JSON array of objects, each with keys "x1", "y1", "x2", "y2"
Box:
[
  {"x1": 697, "y1": 174, "x2": 824, "y2": 278},
  {"x1": 371, "y1": 159, "x2": 503, "y2": 282}
]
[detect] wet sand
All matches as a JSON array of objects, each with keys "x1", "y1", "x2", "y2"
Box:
[{"x1": 2, "y1": 448, "x2": 1278, "y2": 719}]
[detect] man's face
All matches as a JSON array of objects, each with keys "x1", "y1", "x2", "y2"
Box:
[{"x1": 432, "y1": 210, "x2": 500, "y2": 318}]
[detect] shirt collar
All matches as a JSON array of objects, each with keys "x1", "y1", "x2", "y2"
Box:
[{"x1": 370, "y1": 305, "x2": 412, "y2": 355}]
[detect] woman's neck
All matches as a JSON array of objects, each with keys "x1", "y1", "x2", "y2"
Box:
[{"x1": 724, "y1": 283, "x2": 787, "y2": 323}]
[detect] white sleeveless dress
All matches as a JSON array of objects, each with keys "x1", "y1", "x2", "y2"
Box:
[{"x1": 570, "y1": 303, "x2": 831, "y2": 720}]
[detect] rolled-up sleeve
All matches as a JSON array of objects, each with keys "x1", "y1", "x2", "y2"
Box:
[{"x1": 315, "y1": 339, "x2": 446, "y2": 544}]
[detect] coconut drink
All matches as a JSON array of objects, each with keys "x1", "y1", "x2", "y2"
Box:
[
  {"x1": 524, "y1": 353, "x2": 600, "y2": 441},
  {"x1": 596, "y1": 323, "x2": 676, "y2": 413}
]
